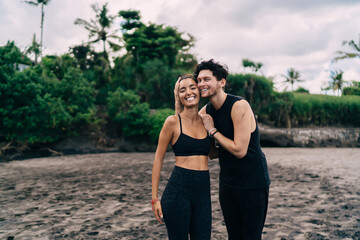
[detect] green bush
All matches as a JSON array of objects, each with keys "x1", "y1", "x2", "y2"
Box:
[
  {"x1": 265, "y1": 92, "x2": 294, "y2": 127},
  {"x1": 42, "y1": 54, "x2": 77, "y2": 80},
  {"x1": 343, "y1": 87, "x2": 360, "y2": 96},
  {"x1": 0, "y1": 41, "x2": 31, "y2": 77},
  {"x1": 0, "y1": 68, "x2": 71, "y2": 143},
  {"x1": 0, "y1": 44, "x2": 96, "y2": 143},
  {"x1": 136, "y1": 59, "x2": 183, "y2": 108},
  {"x1": 227, "y1": 73, "x2": 274, "y2": 113},
  {"x1": 225, "y1": 73, "x2": 360, "y2": 127},
  {"x1": 294, "y1": 87, "x2": 310, "y2": 93},
  {"x1": 112, "y1": 58, "x2": 184, "y2": 108},
  {"x1": 107, "y1": 87, "x2": 150, "y2": 137},
  {"x1": 48, "y1": 67, "x2": 96, "y2": 129},
  {"x1": 148, "y1": 108, "x2": 174, "y2": 142},
  {"x1": 291, "y1": 93, "x2": 360, "y2": 126}
]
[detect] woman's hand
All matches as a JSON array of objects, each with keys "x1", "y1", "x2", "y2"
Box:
[{"x1": 152, "y1": 199, "x2": 164, "y2": 224}]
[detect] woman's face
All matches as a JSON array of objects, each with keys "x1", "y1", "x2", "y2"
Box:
[{"x1": 178, "y1": 78, "x2": 200, "y2": 107}]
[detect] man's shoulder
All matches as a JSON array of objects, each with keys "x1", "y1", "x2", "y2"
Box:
[
  {"x1": 227, "y1": 93, "x2": 244, "y2": 102},
  {"x1": 232, "y1": 99, "x2": 251, "y2": 114}
]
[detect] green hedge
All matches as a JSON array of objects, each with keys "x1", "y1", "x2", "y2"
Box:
[
  {"x1": 264, "y1": 92, "x2": 294, "y2": 127},
  {"x1": 343, "y1": 87, "x2": 360, "y2": 96},
  {"x1": 291, "y1": 93, "x2": 360, "y2": 126},
  {"x1": 225, "y1": 73, "x2": 360, "y2": 127}
]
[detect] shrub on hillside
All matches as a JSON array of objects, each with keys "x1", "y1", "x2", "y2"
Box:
[
  {"x1": 0, "y1": 68, "x2": 71, "y2": 143},
  {"x1": 48, "y1": 67, "x2": 96, "y2": 129},
  {"x1": 0, "y1": 43, "x2": 96, "y2": 143},
  {"x1": 107, "y1": 87, "x2": 150, "y2": 137},
  {"x1": 148, "y1": 108, "x2": 174, "y2": 142},
  {"x1": 0, "y1": 41, "x2": 31, "y2": 80}
]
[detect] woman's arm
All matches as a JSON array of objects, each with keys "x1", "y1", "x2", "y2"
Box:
[
  {"x1": 201, "y1": 100, "x2": 253, "y2": 159},
  {"x1": 151, "y1": 116, "x2": 176, "y2": 223}
]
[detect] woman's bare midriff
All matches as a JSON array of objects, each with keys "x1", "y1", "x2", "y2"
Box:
[{"x1": 175, "y1": 155, "x2": 209, "y2": 170}]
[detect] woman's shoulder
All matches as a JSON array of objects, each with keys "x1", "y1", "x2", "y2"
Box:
[{"x1": 163, "y1": 114, "x2": 179, "y2": 126}]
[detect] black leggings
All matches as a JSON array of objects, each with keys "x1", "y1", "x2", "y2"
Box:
[
  {"x1": 219, "y1": 185, "x2": 269, "y2": 240},
  {"x1": 161, "y1": 166, "x2": 211, "y2": 240}
]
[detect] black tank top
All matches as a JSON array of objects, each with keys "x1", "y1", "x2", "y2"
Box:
[
  {"x1": 206, "y1": 94, "x2": 271, "y2": 189},
  {"x1": 172, "y1": 114, "x2": 211, "y2": 157}
]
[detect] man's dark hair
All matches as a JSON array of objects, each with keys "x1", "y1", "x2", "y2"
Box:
[{"x1": 194, "y1": 59, "x2": 229, "y2": 81}]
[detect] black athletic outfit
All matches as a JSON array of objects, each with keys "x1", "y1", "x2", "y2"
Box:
[
  {"x1": 206, "y1": 94, "x2": 271, "y2": 240},
  {"x1": 161, "y1": 114, "x2": 212, "y2": 240}
]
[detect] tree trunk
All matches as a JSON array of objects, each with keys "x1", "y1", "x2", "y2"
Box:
[
  {"x1": 40, "y1": 3, "x2": 44, "y2": 60},
  {"x1": 103, "y1": 40, "x2": 106, "y2": 57}
]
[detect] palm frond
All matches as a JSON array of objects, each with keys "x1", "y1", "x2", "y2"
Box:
[
  {"x1": 24, "y1": 1, "x2": 39, "y2": 6},
  {"x1": 108, "y1": 41, "x2": 122, "y2": 51},
  {"x1": 343, "y1": 40, "x2": 360, "y2": 52},
  {"x1": 74, "y1": 18, "x2": 93, "y2": 28},
  {"x1": 91, "y1": 3, "x2": 100, "y2": 13},
  {"x1": 333, "y1": 52, "x2": 360, "y2": 62},
  {"x1": 88, "y1": 38, "x2": 101, "y2": 44}
]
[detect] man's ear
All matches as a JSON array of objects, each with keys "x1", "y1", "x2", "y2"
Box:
[{"x1": 219, "y1": 78, "x2": 226, "y2": 88}]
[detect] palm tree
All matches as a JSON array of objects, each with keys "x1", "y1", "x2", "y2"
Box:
[
  {"x1": 333, "y1": 34, "x2": 360, "y2": 62},
  {"x1": 329, "y1": 70, "x2": 346, "y2": 96},
  {"x1": 242, "y1": 58, "x2": 264, "y2": 76},
  {"x1": 24, "y1": 33, "x2": 41, "y2": 65},
  {"x1": 74, "y1": 3, "x2": 121, "y2": 60},
  {"x1": 281, "y1": 68, "x2": 304, "y2": 91},
  {"x1": 24, "y1": 0, "x2": 51, "y2": 60}
]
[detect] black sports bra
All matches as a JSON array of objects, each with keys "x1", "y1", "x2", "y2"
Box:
[{"x1": 172, "y1": 114, "x2": 211, "y2": 157}]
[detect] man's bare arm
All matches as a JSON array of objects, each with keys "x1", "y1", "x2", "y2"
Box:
[{"x1": 200, "y1": 100, "x2": 253, "y2": 158}]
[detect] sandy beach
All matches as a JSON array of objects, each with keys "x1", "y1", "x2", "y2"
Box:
[{"x1": 0, "y1": 148, "x2": 359, "y2": 239}]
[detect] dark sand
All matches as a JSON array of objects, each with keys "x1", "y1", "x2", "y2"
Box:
[{"x1": 0, "y1": 148, "x2": 359, "y2": 239}]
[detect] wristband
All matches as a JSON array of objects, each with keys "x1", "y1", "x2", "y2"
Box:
[
  {"x1": 208, "y1": 128, "x2": 217, "y2": 136},
  {"x1": 210, "y1": 130, "x2": 218, "y2": 138}
]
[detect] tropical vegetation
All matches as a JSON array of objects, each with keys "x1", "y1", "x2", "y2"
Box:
[{"x1": 1, "y1": 2, "x2": 359, "y2": 153}]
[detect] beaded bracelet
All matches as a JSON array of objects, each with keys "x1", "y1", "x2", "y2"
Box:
[{"x1": 151, "y1": 198, "x2": 159, "y2": 210}]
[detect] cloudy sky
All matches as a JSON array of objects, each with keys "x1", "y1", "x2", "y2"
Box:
[{"x1": 1, "y1": 0, "x2": 360, "y2": 93}]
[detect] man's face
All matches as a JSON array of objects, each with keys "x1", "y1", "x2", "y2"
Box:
[{"x1": 197, "y1": 70, "x2": 222, "y2": 98}]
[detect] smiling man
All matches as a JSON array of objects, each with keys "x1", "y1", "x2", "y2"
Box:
[{"x1": 193, "y1": 59, "x2": 271, "y2": 239}]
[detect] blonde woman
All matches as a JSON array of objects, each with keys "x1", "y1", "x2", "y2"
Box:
[{"x1": 151, "y1": 74, "x2": 212, "y2": 240}]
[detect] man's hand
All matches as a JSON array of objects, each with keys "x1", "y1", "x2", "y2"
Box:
[
  {"x1": 200, "y1": 114, "x2": 215, "y2": 133},
  {"x1": 174, "y1": 77, "x2": 181, "y2": 101},
  {"x1": 174, "y1": 77, "x2": 182, "y2": 115}
]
